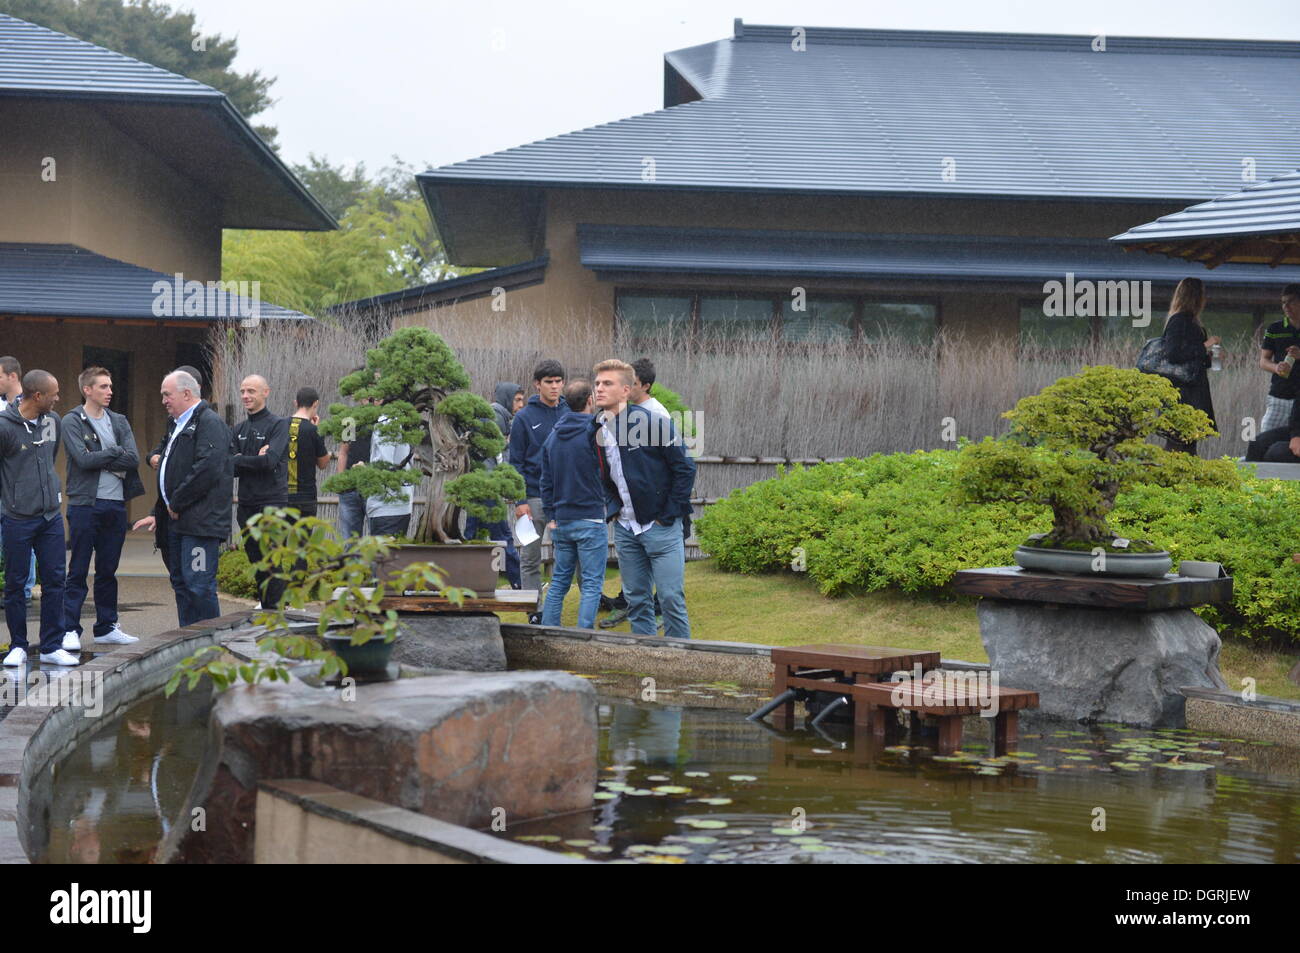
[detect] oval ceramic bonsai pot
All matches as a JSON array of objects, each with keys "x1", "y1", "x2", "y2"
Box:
[
  {"x1": 1013, "y1": 545, "x2": 1173, "y2": 578},
  {"x1": 323, "y1": 632, "x2": 395, "y2": 677},
  {"x1": 375, "y1": 543, "x2": 499, "y2": 597}
]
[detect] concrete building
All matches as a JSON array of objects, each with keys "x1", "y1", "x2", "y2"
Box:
[{"x1": 0, "y1": 13, "x2": 334, "y2": 519}]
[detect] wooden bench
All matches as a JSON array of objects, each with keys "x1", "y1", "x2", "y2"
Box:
[
  {"x1": 852, "y1": 680, "x2": 1039, "y2": 755},
  {"x1": 768, "y1": 644, "x2": 942, "y2": 730}
]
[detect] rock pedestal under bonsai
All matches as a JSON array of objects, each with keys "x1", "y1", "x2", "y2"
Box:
[
  {"x1": 319, "y1": 327, "x2": 526, "y2": 596},
  {"x1": 953, "y1": 365, "x2": 1238, "y2": 725}
]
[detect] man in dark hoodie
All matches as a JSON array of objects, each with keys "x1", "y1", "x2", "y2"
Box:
[
  {"x1": 539, "y1": 380, "x2": 614, "y2": 629},
  {"x1": 134, "y1": 370, "x2": 233, "y2": 627},
  {"x1": 464, "y1": 381, "x2": 522, "y2": 588},
  {"x1": 0, "y1": 370, "x2": 77, "y2": 666},
  {"x1": 509, "y1": 360, "x2": 568, "y2": 601},
  {"x1": 230, "y1": 374, "x2": 290, "y2": 608}
]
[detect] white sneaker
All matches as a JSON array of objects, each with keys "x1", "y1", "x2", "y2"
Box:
[
  {"x1": 62, "y1": 631, "x2": 81, "y2": 651},
  {"x1": 253, "y1": 603, "x2": 263, "y2": 610},
  {"x1": 2, "y1": 647, "x2": 26, "y2": 666},
  {"x1": 96, "y1": 625, "x2": 139, "y2": 645},
  {"x1": 39, "y1": 648, "x2": 81, "y2": 666}
]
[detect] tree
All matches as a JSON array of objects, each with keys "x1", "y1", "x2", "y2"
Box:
[
  {"x1": 954, "y1": 365, "x2": 1237, "y2": 549},
  {"x1": 318, "y1": 327, "x2": 525, "y2": 543},
  {"x1": 7, "y1": 0, "x2": 279, "y2": 144}
]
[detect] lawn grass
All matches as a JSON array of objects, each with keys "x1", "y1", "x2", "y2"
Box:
[{"x1": 512, "y1": 558, "x2": 1300, "y2": 701}]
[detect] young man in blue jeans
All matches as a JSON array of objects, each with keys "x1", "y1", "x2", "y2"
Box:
[
  {"x1": 592, "y1": 360, "x2": 696, "y2": 639},
  {"x1": 539, "y1": 380, "x2": 613, "y2": 629}
]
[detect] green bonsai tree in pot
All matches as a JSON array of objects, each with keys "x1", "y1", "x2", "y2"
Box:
[
  {"x1": 318, "y1": 326, "x2": 525, "y2": 593},
  {"x1": 954, "y1": 364, "x2": 1238, "y2": 576}
]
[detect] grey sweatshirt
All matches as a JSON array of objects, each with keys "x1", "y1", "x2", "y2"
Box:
[{"x1": 0, "y1": 403, "x2": 63, "y2": 520}]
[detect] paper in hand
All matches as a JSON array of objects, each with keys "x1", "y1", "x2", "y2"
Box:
[{"x1": 514, "y1": 514, "x2": 539, "y2": 546}]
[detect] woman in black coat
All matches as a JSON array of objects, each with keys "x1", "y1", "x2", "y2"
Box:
[{"x1": 1161, "y1": 276, "x2": 1219, "y2": 454}]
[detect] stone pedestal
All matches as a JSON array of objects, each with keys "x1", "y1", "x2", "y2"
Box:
[
  {"x1": 392, "y1": 613, "x2": 506, "y2": 672},
  {"x1": 978, "y1": 599, "x2": 1229, "y2": 727},
  {"x1": 158, "y1": 669, "x2": 596, "y2": 864}
]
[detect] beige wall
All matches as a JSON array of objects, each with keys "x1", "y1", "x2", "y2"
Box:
[
  {"x1": 395, "y1": 187, "x2": 1259, "y2": 349},
  {"x1": 0, "y1": 98, "x2": 222, "y2": 279},
  {"x1": 0, "y1": 316, "x2": 210, "y2": 521}
]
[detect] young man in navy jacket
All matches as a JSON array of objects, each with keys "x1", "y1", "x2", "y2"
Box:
[
  {"x1": 508, "y1": 360, "x2": 568, "y2": 601},
  {"x1": 593, "y1": 359, "x2": 696, "y2": 639},
  {"x1": 539, "y1": 380, "x2": 614, "y2": 629}
]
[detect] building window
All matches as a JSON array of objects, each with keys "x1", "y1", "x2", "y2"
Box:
[
  {"x1": 615, "y1": 290, "x2": 936, "y2": 346},
  {"x1": 82, "y1": 346, "x2": 130, "y2": 416},
  {"x1": 862, "y1": 301, "x2": 937, "y2": 344},
  {"x1": 698, "y1": 294, "x2": 777, "y2": 342},
  {"x1": 1022, "y1": 301, "x2": 1263, "y2": 353},
  {"x1": 1019, "y1": 303, "x2": 1093, "y2": 350}
]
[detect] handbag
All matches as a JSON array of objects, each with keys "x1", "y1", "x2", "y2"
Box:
[{"x1": 1136, "y1": 336, "x2": 1198, "y2": 385}]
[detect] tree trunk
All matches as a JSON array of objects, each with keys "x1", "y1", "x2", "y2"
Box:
[{"x1": 410, "y1": 402, "x2": 471, "y2": 543}]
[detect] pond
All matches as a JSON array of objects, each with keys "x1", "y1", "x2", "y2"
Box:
[
  {"x1": 493, "y1": 680, "x2": 1300, "y2": 864},
  {"x1": 25, "y1": 685, "x2": 213, "y2": 864}
]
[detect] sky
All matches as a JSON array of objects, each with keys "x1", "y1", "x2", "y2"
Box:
[{"x1": 177, "y1": 0, "x2": 1300, "y2": 175}]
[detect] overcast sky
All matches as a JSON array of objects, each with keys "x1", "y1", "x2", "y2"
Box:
[{"x1": 180, "y1": 0, "x2": 1300, "y2": 174}]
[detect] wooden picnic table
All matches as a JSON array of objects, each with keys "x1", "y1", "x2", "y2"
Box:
[{"x1": 768, "y1": 644, "x2": 942, "y2": 730}]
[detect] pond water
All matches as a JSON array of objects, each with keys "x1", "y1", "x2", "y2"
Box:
[
  {"x1": 25, "y1": 686, "x2": 212, "y2": 864},
  {"x1": 23, "y1": 674, "x2": 1300, "y2": 864},
  {"x1": 495, "y1": 686, "x2": 1300, "y2": 864}
]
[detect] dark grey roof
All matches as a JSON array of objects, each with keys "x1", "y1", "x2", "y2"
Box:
[
  {"x1": 577, "y1": 224, "x2": 1289, "y2": 287},
  {"x1": 1111, "y1": 169, "x2": 1300, "y2": 266},
  {"x1": 422, "y1": 21, "x2": 1300, "y2": 203},
  {"x1": 0, "y1": 14, "x2": 335, "y2": 231},
  {"x1": 0, "y1": 244, "x2": 309, "y2": 321},
  {"x1": 330, "y1": 257, "x2": 549, "y2": 315}
]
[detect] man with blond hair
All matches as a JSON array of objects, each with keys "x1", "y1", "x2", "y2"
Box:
[
  {"x1": 593, "y1": 359, "x2": 695, "y2": 639},
  {"x1": 61, "y1": 366, "x2": 144, "y2": 651}
]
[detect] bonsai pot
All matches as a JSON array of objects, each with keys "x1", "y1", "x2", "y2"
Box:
[
  {"x1": 323, "y1": 631, "x2": 395, "y2": 677},
  {"x1": 1013, "y1": 544, "x2": 1173, "y2": 578},
  {"x1": 375, "y1": 542, "x2": 500, "y2": 597}
]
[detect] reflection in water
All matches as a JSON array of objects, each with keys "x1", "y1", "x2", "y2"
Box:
[
  {"x1": 28, "y1": 686, "x2": 212, "y2": 864},
  {"x1": 508, "y1": 695, "x2": 1300, "y2": 864}
]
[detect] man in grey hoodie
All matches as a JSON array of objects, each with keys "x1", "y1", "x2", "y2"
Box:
[
  {"x1": 0, "y1": 370, "x2": 77, "y2": 666},
  {"x1": 464, "y1": 382, "x2": 523, "y2": 588}
]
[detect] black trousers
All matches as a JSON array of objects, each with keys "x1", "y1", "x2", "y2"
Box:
[
  {"x1": 1245, "y1": 426, "x2": 1300, "y2": 463},
  {"x1": 238, "y1": 503, "x2": 288, "y2": 608}
]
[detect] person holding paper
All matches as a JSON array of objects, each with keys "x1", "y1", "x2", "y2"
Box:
[{"x1": 508, "y1": 360, "x2": 569, "y2": 612}]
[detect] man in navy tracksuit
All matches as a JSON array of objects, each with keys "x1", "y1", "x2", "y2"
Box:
[
  {"x1": 508, "y1": 360, "x2": 568, "y2": 603},
  {"x1": 593, "y1": 359, "x2": 696, "y2": 639},
  {"x1": 539, "y1": 380, "x2": 616, "y2": 629}
]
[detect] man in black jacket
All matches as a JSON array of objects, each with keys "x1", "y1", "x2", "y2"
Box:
[
  {"x1": 231, "y1": 375, "x2": 289, "y2": 608},
  {"x1": 135, "y1": 370, "x2": 233, "y2": 626}
]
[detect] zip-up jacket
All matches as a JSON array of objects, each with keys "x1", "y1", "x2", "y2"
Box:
[
  {"x1": 508, "y1": 393, "x2": 569, "y2": 501},
  {"x1": 230, "y1": 407, "x2": 289, "y2": 506},
  {"x1": 62, "y1": 406, "x2": 144, "y2": 506},
  {"x1": 155, "y1": 400, "x2": 233, "y2": 539},
  {"x1": 596, "y1": 404, "x2": 696, "y2": 525},
  {"x1": 0, "y1": 404, "x2": 63, "y2": 520},
  {"x1": 540, "y1": 412, "x2": 619, "y2": 521}
]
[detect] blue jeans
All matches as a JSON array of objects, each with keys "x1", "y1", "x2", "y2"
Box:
[
  {"x1": 465, "y1": 509, "x2": 521, "y2": 588},
  {"x1": 166, "y1": 525, "x2": 221, "y2": 627},
  {"x1": 2, "y1": 514, "x2": 67, "y2": 653},
  {"x1": 614, "y1": 518, "x2": 689, "y2": 639},
  {"x1": 338, "y1": 489, "x2": 366, "y2": 537},
  {"x1": 542, "y1": 520, "x2": 608, "y2": 629},
  {"x1": 64, "y1": 500, "x2": 128, "y2": 637}
]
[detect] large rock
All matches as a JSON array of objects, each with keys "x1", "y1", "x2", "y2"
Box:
[
  {"x1": 393, "y1": 614, "x2": 506, "y2": 671},
  {"x1": 159, "y1": 669, "x2": 596, "y2": 864},
  {"x1": 978, "y1": 599, "x2": 1229, "y2": 727}
]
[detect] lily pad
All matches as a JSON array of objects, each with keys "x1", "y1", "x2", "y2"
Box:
[
  {"x1": 696, "y1": 797, "x2": 733, "y2": 806},
  {"x1": 516, "y1": 835, "x2": 561, "y2": 843},
  {"x1": 683, "y1": 771, "x2": 710, "y2": 778},
  {"x1": 652, "y1": 785, "x2": 692, "y2": 794},
  {"x1": 728, "y1": 775, "x2": 758, "y2": 782},
  {"x1": 593, "y1": 792, "x2": 618, "y2": 800},
  {"x1": 1156, "y1": 761, "x2": 1215, "y2": 771}
]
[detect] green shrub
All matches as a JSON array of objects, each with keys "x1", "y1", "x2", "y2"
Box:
[
  {"x1": 216, "y1": 548, "x2": 259, "y2": 599},
  {"x1": 695, "y1": 450, "x2": 1300, "y2": 644}
]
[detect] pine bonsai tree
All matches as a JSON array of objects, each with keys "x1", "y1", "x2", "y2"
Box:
[
  {"x1": 319, "y1": 327, "x2": 525, "y2": 542},
  {"x1": 954, "y1": 365, "x2": 1237, "y2": 551}
]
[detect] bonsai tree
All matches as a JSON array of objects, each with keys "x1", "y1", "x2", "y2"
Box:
[
  {"x1": 167, "y1": 510, "x2": 473, "y2": 693},
  {"x1": 318, "y1": 326, "x2": 525, "y2": 542},
  {"x1": 954, "y1": 365, "x2": 1237, "y2": 551}
]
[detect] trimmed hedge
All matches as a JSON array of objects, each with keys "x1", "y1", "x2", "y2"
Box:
[
  {"x1": 695, "y1": 449, "x2": 1300, "y2": 644},
  {"x1": 216, "y1": 548, "x2": 258, "y2": 600}
]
